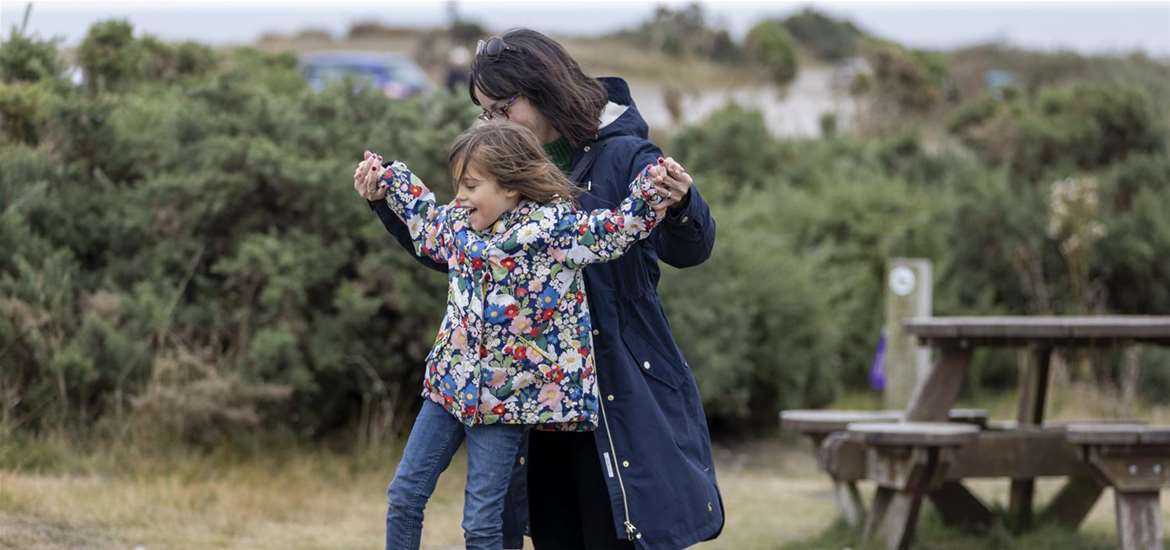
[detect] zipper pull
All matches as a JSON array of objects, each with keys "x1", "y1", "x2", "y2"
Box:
[{"x1": 624, "y1": 521, "x2": 642, "y2": 542}]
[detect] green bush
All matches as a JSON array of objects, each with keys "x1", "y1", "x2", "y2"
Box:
[
  {"x1": 0, "y1": 81, "x2": 52, "y2": 144},
  {"x1": 0, "y1": 27, "x2": 64, "y2": 83},
  {"x1": 0, "y1": 20, "x2": 479, "y2": 436},
  {"x1": 950, "y1": 82, "x2": 1167, "y2": 181},
  {"x1": 744, "y1": 20, "x2": 798, "y2": 86},
  {"x1": 669, "y1": 104, "x2": 786, "y2": 200},
  {"x1": 3, "y1": 19, "x2": 1169, "y2": 440},
  {"x1": 781, "y1": 8, "x2": 863, "y2": 62},
  {"x1": 659, "y1": 190, "x2": 841, "y2": 430},
  {"x1": 1097, "y1": 153, "x2": 1170, "y2": 313},
  {"x1": 77, "y1": 20, "x2": 141, "y2": 93},
  {"x1": 610, "y1": 3, "x2": 745, "y2": 63},
  {"x1": 860, "y1": 40, "x2": 949, "y2": 114}
]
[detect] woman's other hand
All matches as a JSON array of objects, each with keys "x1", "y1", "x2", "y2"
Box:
[
  {"x1": 653, "y1": 156, "x2": 693, "y2": 211},
  {"x1": 354, "y1": 150, "x2": 389, "y2": 201}
]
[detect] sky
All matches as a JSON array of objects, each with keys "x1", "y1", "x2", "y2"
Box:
[{"x1": 3, "y1": 0, "x2": 1169, "y2": 56}]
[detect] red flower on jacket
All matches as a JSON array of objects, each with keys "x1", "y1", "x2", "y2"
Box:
[
  {"x1": 409, "y1": 185, "x2": 423, "y2": 197},
  {"x1": 505, "y1": 304, "x2": 519, "y2": 319},
  {"x1": 541, "y1": 309, "x2": 554, "y2": 320},
  {"x1": 492, "y1": 403, "x2": 506, "y2": 415},
  {"x1": 513, "y1": 346, "x2": 527, "y2": 361},
  {"x1": 501, "y1": 257, "x2": 517, "y2": 270}
]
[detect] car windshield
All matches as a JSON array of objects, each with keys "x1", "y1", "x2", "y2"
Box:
[
  {"x1": 306, "y1": 64, "x2": 386, "y2": 86},
  {"x1": 385, "y1": 61, "x2": 428, "y2": 87}
]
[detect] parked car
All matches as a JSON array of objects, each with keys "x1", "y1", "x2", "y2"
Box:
[{"x1": 301, "y1": 52, "x2": 432, "y2": 99}]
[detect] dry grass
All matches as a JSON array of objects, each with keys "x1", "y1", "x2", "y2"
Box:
[
  {"x1": 0, "y1": 437, "x2": 839, "y2": 549},
  {"x1": 3, "y1": 434, "x2": 1166, "y2": 550},
  {"x1": 2, "y1": 379, "x2": 1169, "y2": 550},
  {"x1": 557, "y1": 37, "x2": 767, "y2": 89}
]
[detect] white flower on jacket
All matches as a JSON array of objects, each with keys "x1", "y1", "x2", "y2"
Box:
[{"x1": 516, "y1": 224, "x2": 540, "y2": 244}]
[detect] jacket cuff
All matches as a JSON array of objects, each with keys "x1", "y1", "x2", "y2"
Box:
[
  {"x1": 368, "y1": 198, "x2": 391, "y2": 213},
  {"x1": 664, "y1": 189, "x2": 697, "y2": 226}
]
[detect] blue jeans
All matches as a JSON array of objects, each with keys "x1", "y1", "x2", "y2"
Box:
[{"x1": 386, "y1": 399, "x2": 528, "y2": 550}]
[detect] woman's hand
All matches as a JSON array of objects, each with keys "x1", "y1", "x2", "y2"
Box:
[
  {"x1": 354, "y1": 150, "x2": 389, "y2": 201},
  {"x1": 652, "y1": 156, "x2": 693, "y2": 213},
  {"x1": 650, "y1": 154, "x2": 692, "y2": 216}
]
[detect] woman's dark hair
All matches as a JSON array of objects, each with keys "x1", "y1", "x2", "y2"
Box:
[{"x1": 469, "y1": 29, "x2": 607, "y2": 148}]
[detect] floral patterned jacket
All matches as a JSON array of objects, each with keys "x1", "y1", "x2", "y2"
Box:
[{"x1": 379, "y1": 160, "x2": 662, "y2": 428}]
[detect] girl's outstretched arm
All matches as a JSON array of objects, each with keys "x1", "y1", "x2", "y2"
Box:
[
  {"x1": 376, "y1": 160, "x2": 456, "y2": 265},
  {"x1": 547, "y1": 163, "x2": 664, "y2": 268}
]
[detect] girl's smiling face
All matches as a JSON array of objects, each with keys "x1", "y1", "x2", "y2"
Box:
[{"x1": 455, "y1": 158, "x2": 521, "y2": 231}]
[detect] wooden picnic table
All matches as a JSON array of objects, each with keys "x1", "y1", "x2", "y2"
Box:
[{"x1": 886, "y1": 316, "x2": 1170, "y2": 544}]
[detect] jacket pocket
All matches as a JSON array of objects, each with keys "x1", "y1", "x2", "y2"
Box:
[{"x1": 621, "y1": 324, "x2": 684, "y2": 390}]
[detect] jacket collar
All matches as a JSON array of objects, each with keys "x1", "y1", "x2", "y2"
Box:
[{"x1": 487, "y1": 199, "x2": 535, "y2": 236}]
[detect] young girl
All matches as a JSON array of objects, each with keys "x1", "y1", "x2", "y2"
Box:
[{"x1": 366, "y1": 121, "x2": 665, "y2": 550}]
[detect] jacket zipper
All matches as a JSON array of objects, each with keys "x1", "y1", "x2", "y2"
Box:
[
  {"x1": 518, "y1": 335, "x2": 641, "y2": 542},
  {"x1": 517, "y1": 335, "x2": 559, "y2": 364},
  {"x1": 598, "y1": 391, "x2": 641, "y2": 543}
]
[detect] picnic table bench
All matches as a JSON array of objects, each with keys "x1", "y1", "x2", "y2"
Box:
[
  {"x1": 780, "y1": 408, "x2": 988, "y2": 526},
  {"x1": 809, "y1": 315, "x2": 1170, "y2": 549}
]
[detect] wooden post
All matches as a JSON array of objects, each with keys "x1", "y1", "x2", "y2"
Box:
[{"x1": 884, "y1": 259, "x2": 932, "y2": 410}]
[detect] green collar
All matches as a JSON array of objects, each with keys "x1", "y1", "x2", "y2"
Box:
[{"x1": 543, "y1": 137, "x2": 575, "y2": 175}]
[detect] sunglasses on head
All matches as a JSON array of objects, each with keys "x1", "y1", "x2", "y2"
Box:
[{"x1": 475, "y1": 36, "x2": 514, "y2": 59}]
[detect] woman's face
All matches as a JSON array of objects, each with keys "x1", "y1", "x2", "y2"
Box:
[{"x1": 474, "y1": 87, "x2": 559, "y2": 144}]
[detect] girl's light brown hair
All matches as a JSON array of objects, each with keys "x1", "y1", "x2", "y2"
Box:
[{"x1": 449, "y1": 121, "x2": 580, "y2": 203}]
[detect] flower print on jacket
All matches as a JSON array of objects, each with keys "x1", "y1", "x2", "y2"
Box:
[{"x1": 378, "y1": 159, "x2": 662, "y2": 428}]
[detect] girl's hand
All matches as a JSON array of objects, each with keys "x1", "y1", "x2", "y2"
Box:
[
  {"x1": 653, "y1": 156, "x2": 693, "y2": 211},
  {"x1": 354, "y1": 150, "x2": 389, "y2": 201},
  {"x1": 646, "y1": 163, "x2": 670, "y2": 218}
]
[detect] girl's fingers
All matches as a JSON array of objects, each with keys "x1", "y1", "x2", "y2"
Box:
[
  {"x1": 654, "y1": 183, "x2": 677, "y2": 201},
  {"x1": 663, "y1": 156, "x2": 680, "y2": 171}
]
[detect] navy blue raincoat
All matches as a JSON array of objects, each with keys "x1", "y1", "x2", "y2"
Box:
[{"x1": 370, "y1": 77, "x2": 722, "y2": 549}]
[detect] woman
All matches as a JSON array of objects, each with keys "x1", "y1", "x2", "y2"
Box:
[{"x1": 358, "y1": 29, "x2": 721, "y2": 550}]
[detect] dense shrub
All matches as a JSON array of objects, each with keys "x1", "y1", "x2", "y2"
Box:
[
  {"x1": 781, "y1": 8, "x2": 863, "y2": 62},
  {"x1": 0, "y1": 22, "x2": 476, "y2": 437},
  {"x1": 744, "y1": 21, "x2": 799, "y2": 86},
  {"x1": 949, "y1": 82, "x2": 1166, "y2": 181},
  {"x1": 2, "y1": 19, "x2": 1168, "y2": 439},
  {"x1": 610, "y1": 3, "x2": 744, "y2": 63},
  {"x1": 0, "y1": 27, "x2": 64, "y2": 83},
  {"x1": 858, "y1": 40, "x2": 950, "y2": 115}
]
